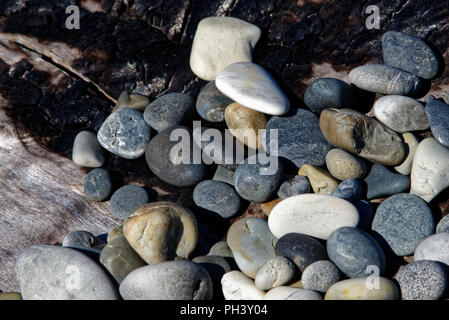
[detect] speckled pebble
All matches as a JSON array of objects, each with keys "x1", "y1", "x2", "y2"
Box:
[
  {"x1": 326, "y1": 148, "x2": 367, "y2": 180},
  {"x1": 301, "y1": 260, "x2": 341, "y2": 293},
  {"x1": 84, "y1": 168, "x2": 112, "y2": 201},
  {"x1": 109, "y1": 185, "x2": 150, "y2": 220},
  {"x1": 193, "y1": 180, "x2": 241, "y2": 218}
]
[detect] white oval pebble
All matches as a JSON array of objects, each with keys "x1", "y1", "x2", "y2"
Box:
[
  {"x1": 221, "y1": 271, "x2": 265, "y2": 300},
  {"x1": 264, "y1": 286, "x2": 322, "y2": 300},
  {"x1": 414, "y1": 233, "x2": 449, "y2": 266}
]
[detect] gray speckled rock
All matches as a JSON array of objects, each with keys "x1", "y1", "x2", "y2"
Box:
[
  {"x1": 348, "y1": 64, "x2": 421, "y2": 95},
  {"x1": 109, "y1": 185, "x2": 149, "y2": 220},
  {"x1": 119, "y1": 261, "x2": 213, "y2": 300},
  {"x1": 277, "y1": 175, "x2": 310, "y2": 199},
  {"x1": 437, "y1": 215, "x2": 449, "y2": 234},
  {"x1": 234, "y1": 154, "x2": 284, "y2": 203},
  {"x1": 326, "y1": 148, "x2": 367, "y2": 180},
  {"x1": 146, "y1": 126, "x2": 206, "y2": 187},
  {"x1": 208, "y1": 241, "x2": 233, "y2": 257},
  {"x1": 372, "y1": 193, "x2": 435, "y2": 256},
  {"x1": 213, "y1": 165, "x2": 235, "y2": 185},
  {"x1": 72, "y1": 131, "x2": 105, "y2": 167},
  {"x1": 364, "y1": 164, "x2": 410, "y2": 200},
  {"x1": 327, "y1": 227, "x2": 386, "y2": 278},
  {"x1": 275, "y1": 233, "x2": 328, "y2": 271},
  {"x1": 354, "y1": 200, "x2": 374, "y2": 230},
  {"x1": 264, "y1": 108, "x2": 332, "y2": 168},
  {"x1": 193, "y1": 180, "x2": 241, "y2": 218},
  {"x1": 196, "y1": 81, "x2": 233, "y2": 122},
  {"x1": 16, "y1": 245, "x2": 119, "y2": 300},
  {"x1": 62, "y1": 230, "x2": 105, "y2": 255},
  {"x1": 394, "y1": 260, "x2": 448, "y2": 300},
  {"x1": 97, "y1": 108, "x2": 150, "y2": 159},
  {"x1": 382, "y1": 31, "x2": 439, "y2": 79},
  {"x1": 426, "y1": 99, "x2": 449, "y2": 148},
  {"x1": 84, "y1": 168, "x2": 112, "y2": 201},
  {"x1": 331, "y1": 179, "x2": 363, "y2": 203},
  {"x1": 414, "y1": 233, "x2": 449, "y2": 266},
  {"x1": 254, "y1": 256, "x2": 296, "y2": 290},
  {"x1": 143, "y1": 93, "x2": 193, "y2": 132},
  {"x1": 301, "y1": 260, "x2": 342, "y2": 293}
]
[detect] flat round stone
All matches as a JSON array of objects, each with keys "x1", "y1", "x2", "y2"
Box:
[
  {"x1": 326, "y1": 148, "x2": 367, "y2": 180},
  {"x1": 120, "y1": 261, "x2": 213, "y2": 300},
  {"x1": 436, "y1": 215, "x2": 449, "y2": 234},
  {"x1": 331, "y1": 179, "x2": 363, "y2": 203},
  {"x1": 72, "y1": 131, "x2": 104, "y2": 167},
  {"x1": 277, "y1": 175, "x2": 310, "y2": 199},
  {"x1": 254, "y1": 256, "x2": 296, "y2": 290},
  {"x1": 372, "y1": 193, "x2": 435, "y2": 256},
  {"x1": 298, "y1": 164, "x2": 339, "y2": 195},
  {"x1": 327, "y1": 227, "x2": 386, "y2": 278},
  {"x1": 268, "y1": 194, "x2": 359, "y2": 240},
  {"x1": 196, "y1": 81, "x2": 233, "y2": 122},
  {"x1": 414, "y1": 233, "x2": 449, "y2": 266},
  {"x1": 221, "y1": 271, "x2": 265, "y2": 300},
  {"x1": 394, "y1": 132, "x2": 419, "y2": 175},
  {"x1": 109, "y1": 185, "x2": 149, "y2": 220},
  {"x1": 84, "y1": 168, "x2": 112, "y2": 201},
  {"x1": 301, "y1": 260, "x2": 341, "y2": 293},
  {"x1": 325, "y1": 277, "x2": 399, "y2": 300},
  {"x1": 364, "y1": 164, "x2": 410, "y2": 200},
  {"x1": 425, "y1": 99, "x2": 449, "y2": 148},
  {"x1": 97, "y1": 108, "x2": 150, "y2": 159},
  {"x1": 193, "y1": 180, "x2": 241, "y2": 218},
  {"x1": 143, "y1": 93, "x2": 193, "y2": 132},
  {"x1": 264, "y1": 287, "x2": 322, "y2": 300}
]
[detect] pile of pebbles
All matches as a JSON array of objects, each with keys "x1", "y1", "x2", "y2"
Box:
[{"x1": 9, "y1": 16, "x2": 449, "y2": 300}]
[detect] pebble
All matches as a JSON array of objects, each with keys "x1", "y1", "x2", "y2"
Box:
[
  {"x1": 301, "y1": 260, "x2": 341, "y2": 293},
  {"x1": 320, "y1": 108, "x2": 406, "y2": 166},
  {"x1": 145, "y1": 126, "x2": 205, "y2": 187},
  {"x1": 254, "y1": 256, "x2": 296, "y2": 290},
  {"x1": 190, "y1": 17, "x2": 261, "y2": 81},
  {"x1": 324, "y1": 277, "x2": 399, "y2": 300},
  {"x1": 208, "y1": 241, "x2": 233, "y2": 257},
  {"x1": 414, "y1": 233, "x2": 449, "y2": 266},
  {"x1": 109, "y1": 185, "x2": 150, "y2": 220},
  {"x1": 97, "y1": 108, "x2": 150, "y2": 159},
  {"x1": 221, "y1": 271, "x2": 265, "y2": 300},
  {"x1": 436, "y1": 215, "x2": 449, "y2": 234},
  {"x1": 373, "y1": 95, "x2": 429, "y2": 132},
  {"x1": 84, "y1": 168, "x2": 113, "y2": 201},
  {"x1": 72, "y1": 131, "x2": 104, "y2": 167},
  {"x1": 233, "y1": 154, "x2": 284, "y2": 203},
  {"x1": 227, "y1": 217, "x2": 277, "y2": 278},
  {"x1": 225, "y1": 102, "x2": 267, "y2": 149},
  {"x1": 372, "y1": 193, "x2": 435, "y2": 256},
  {"x1": 196, "y1": 81, "x2": 234, "y2": 122},
  {"x1": 326, "y1": 148, "x2": 367, "y2": 180},
  {"x1": 62, "y1": 230, "x2": 105, "y2": 255},
  {"x1": 213, "y1": 165, "x2": 235, "y2": 185},
  {"x1": 113, "y1": 91, "x2": 149, "y2": 112},
  {"x1": 120, "y1": 261, "x2": 213, "y2": 300},
  {"x1": 394, "y1": 260, "x2": 448, "y2": 300},
  {"x1": 327, "y1": 227, "x2": 386, "y2": 278},
  {"x1": 348, "y1": 64, "x2": 421, "y2": 95},
  {"x1": 298, "y1": 164, "x2": 339, "y2": 195},
  {"x1": 143, "y1": 93, "x2": 193, "y2": 132},
  {"x1": 274, "y1": 233, "x2": 328, "y2": 271},
  {"x1": 123, "y1": 202, "x2": 198, "y2": 264},
  {"x1": 107, "y1": 225, "x2": 123, "y2": 243},
  {"x1": 394, "y1": 132, "x2": 419, "y2": 175},
  {"x1": 331, "y1": 179, "x2": 363, "y2": 203},
  {"x1": 193, "y1": 180, "x2": 241, "y2": 218},
  {"x1": 364, "y1": 164, "x2": 410, "y2": 200},
  {"x1": 382, "y1": 31, "x2": 439, "y2": 79},
  {"x1": 425, "y1": 99, "x2": 449, "y2": 148},
  {"x1": 264, "y1": 108, "x2": 332, "y2": 168},
  {"x1": 216, "y1": 62, "x2": 290, "y2": 115},
  {"x1": 410, "y1": 138, "x2": 449, "y2": 202},
  {"x1": 264, "y1": 287, "x2": 322, "y2": 300},
  {"x1": 304, "y1": 77, "x2": 360, "y2": 113},
  {"x1": 260, "y1": 198, "x2": 282, "y2": 216},
  {"x1": 277, "y1": 175, "x2": 310, "y2": 199},
  {"x1": 268, "y1": 194, "x2": 359, "y2": 240},
  {"x1": 99, "y1": 236, "x2": 147, "y2": 283},
  {"x1": 16, "y1": 245, "x2": 118, "y2": 300}
]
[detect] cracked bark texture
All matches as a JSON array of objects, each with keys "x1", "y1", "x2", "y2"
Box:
[{"x1": 0, "y1": 0, "x2": 448, "y2": 291}]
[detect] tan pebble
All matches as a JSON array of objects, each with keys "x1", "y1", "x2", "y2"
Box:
[
  {"x1": 113, "y1": 91, "x2": 149, "y2": 112},
  {"x1": 326, "y1": 148, "x2": 367, "y2": 180},
  {"x1": 325, "y1": 277, "x2": 399, "y2": 300},
  {"x1": 260, "y1": 198, "x2": 282, "y2": 216},
  {"x1": 107, "y1": 225, "x2": 124, "y2": 243},
  {"x1": 394, "y1": 132, "x2": 418, "y2": 175},
  {"x1": 298, "y1": 164, "x2": 339, "y2": 195}
]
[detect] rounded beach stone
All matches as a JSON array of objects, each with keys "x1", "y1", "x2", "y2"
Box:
[
  {"x1": 301, "y1": 260, "x2": 341, "y2": 293},
  {"x1": 298, "y1": 164, "x2": 339, "y2": 195},
  {"x1": 425, "y1": 99, "x2": 449, "y2": 148},
  {"x1": 277, "y1": 175, "x2": 310, "y2": 199},
  {"x1": 326, "y1": 148, "x2": 367, "y2": 180},
  {"x1": 327, "y1": 227, "x2": 386, "y2": 278},
  {"x1": 372, "y1": 193, "x2": 435, "y2": 256},
  {"x1": 264, "y1": 287, "x2": 322, "y2": 300},
  {"x1": 16, "y1": 245, "x2": 119, "y2": 300},
  {"x1": 363, "y1": 164, "x2": 410, "y2": 200},
  {"x1": 196, "y1": 81, "x2": 233, "y2": 122},
  {"x1": 274, "y1": 233, "x2": 328, "y2": 271},
  {"x1": 268, "y1": 194, "x2": 359, "y2": 240},
  {"x1": 72, "y1": 131, "x2": 104, "y2": 167},
  {"x1": 143, "y1": 93, "x2": 193, "y2": 132},
  {"x1": 394, "y1": 132, "x2": 419, "y2": 175},
  {"x1": 324, "y1": 277, "x2": 399, "y2": 300},
  {"x1": 221, "y1": 271, "x2": 265, "y2": 300},
  {"x1": 109, "y1": 185, "x2": 149, "y2": 220},
  {"x1": 410, "y1": 138, "x2": 449, "y2": 202},
  {"x1": 62, "y1": 230, "x2": 105, "y2": 254},
  {"x1": 233, "y1": 154, "x2": 284, "y2": 203},
  {"x1": 113, "y1": 91, "x2": 149, "y2": 112},
  {"x1": 254, "y1": 256, "x2": 296, "y2": 290},
  {"x1": 107, "y1": 225, "x2": 123, "y2": 243},
  {"x1": 225, "y1": 102, "x2": 267, "y2": 149},
  {"x1": 216, "y1": 62, "x2": 290, "y2": 115},
  {"x1": 394, "y1": 260, "x2": 448, "y2": 300},
  {"x1": 84, "y1": 168, "x2": 112, "y2": 201},
  {"x1": 97, "y1": 108, "x2": 150, "y2": 159},
  {"x1": 331, "y1": 179, "x2": 363, "y2": 203},
  {"x1": 145, "y1": 126, "x2": 205, "y2": 187},
  {"x1": 208, "y1": 241, "x2": 233, "y2": 257},
  {"x1": 227, "y1": 217, "x2": 277, "y2": 278},
  {"x1": 304, "y1": 77, "x2": 360, "y2": 113},
  {"x1": 348, "y1": 64, "x2": 421, "y2": 95},
  {"x1": 382, "y1": 31, "x2": 439, "y2": 79},
  {"x1": 193, "y1": 180, "x2": 241, "y2": 218},
  {"x1": 190, "y1": 17, "x2": 261, "y2": 81},
  {"x1": 320, "y1": 108, "x2": 406, "y2": 166},
  {"x1": 120, "y1": 261, "x2": 213, "y2": 300},
  {"x1": 436, "y1": 215, "x2": 449, "y2": 234},
  {"x1": 414, "y1": 233, "x2": 449, "y2": 266},
  {"x1": 123, "y1": 202, "x2": 198, "y2": 265}
]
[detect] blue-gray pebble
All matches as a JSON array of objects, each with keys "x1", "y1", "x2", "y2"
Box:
[
  {"x1": 331, "y1": 179, "x2": 363, "y2": 203},
  {"x1": 109, "y1": 185, "x2": 149, "y2": 220},
  {"x1": 193, "y1": 180, "x2": 241, "y2": 218},
  {"x1": 196, "y1": 81, "x2": 233, "y2": 122},
  {"x1": 277, "y1": 175, "x2": 310, "y2": 199},
  {"x1": 84, "y1": 168, "x2": 112, "y2": 201},
  {"x1": 425, "y1": 99, "x2": 449, "y2": 148},
  {"x1": 437, "y1": 215, "x2": 449, "y2": 234},
  {"x1": 364, "y1": 164, "x2": 410, "y2": 200}
]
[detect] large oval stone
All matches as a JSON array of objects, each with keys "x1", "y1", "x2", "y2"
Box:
[{"x1": 325, "y1": 277, "x2": 399, "y2": 300}]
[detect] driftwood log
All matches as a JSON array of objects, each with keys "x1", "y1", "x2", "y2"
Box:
[{"x1": 0, "y1": 0, "x2": 449, "y2": 291}]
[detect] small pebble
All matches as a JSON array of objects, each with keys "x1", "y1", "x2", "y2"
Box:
[
  {"x1": 113, "y1": 91, "x2": 149, "y2": 112},
  {"x1": 221, "y1": 271, "x2": 265, "y2": 300},
  {"x1": 277, "y1": 175, "x2": 310, "y2": 199},
  {"x1": 72, "y1": 131, "x2": 104, "y2": 167},
  {"x1": 196, "y1": 81, "x2": 233, "y2": 122},
  {"x1": 109, "y1": 185, "x2": 149, "y2": 220},
  {"x1": 436, "y1": 215, "x2": 449, "y2": 234},
  {"x1": 325, "y1": 277, "x2": 399, "y2": 300},
  {"x1": 84, "y1": 168, "x2": 112, "y2": 201},
  {"x1": 394, "y1": 132, "x2": 419, "y2": 175},
  {"x1": 107, "y1": 225, "x2": 123, "y2": 243},
  {"x1": 298, "y1": 164, "x2": 339, "y2": 195},
  {"x1": 193, "y1": 180, "x2": 241, "y2": 218},
  {"x1": 264, "y1": 287, "x2": 322, "y2": 300},
  {"x1": 301, "y1": 260, "x2": 341, "y2": 293},
  {"x1": 331, "y1": 179, "x2": 363, "y2": 203},
  {"x1": 414, "y1": 233, "x2": 449, "y2": 266},
  {"x1": 254, "y1": 256, "x2": 296, "y2": 290},
  {"x1": 364, "y1": 164, "x2": 410, "y2": 200},
  {"x1": 326, "y1": 148, "x2": 367, "y2": 180},
  {"x1": 425, "y1": 99, "x2": 449, "y2": 148}
]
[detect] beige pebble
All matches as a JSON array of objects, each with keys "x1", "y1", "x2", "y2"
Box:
[
  {"x1": 394, "y1": 132, "x2": 419, "y2": 175},
  {"x1": 298, "y1": 164, "x2": 339, "y2": 194},
  {"x1": 107, "y1": 225, "x2": 124, "y2": 243},
  {"x1": 325, "y1": 277, "x2": 399, "y2": 300},
  {"x1": 326, "y1": 148, "x2": 367, "y2": 180}
]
